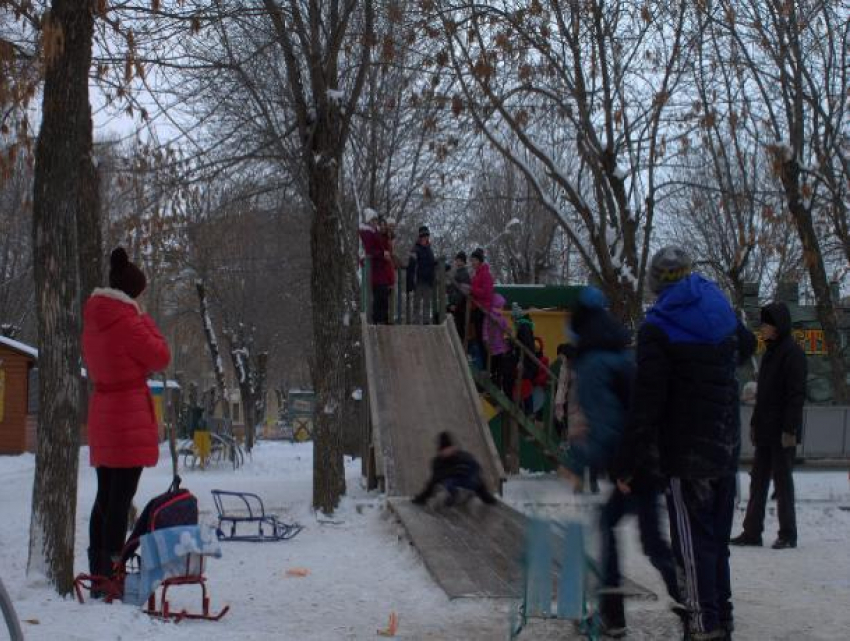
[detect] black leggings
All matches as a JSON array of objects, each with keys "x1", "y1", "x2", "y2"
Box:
[
  {"x1": 89, "y1": 466, "x2": 143, "y2": 564},
  {"x1": 372, "y1": 284, "x2": 390, "y2": 324}
]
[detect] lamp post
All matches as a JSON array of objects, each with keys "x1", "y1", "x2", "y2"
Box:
[{"x1": 483, "y1": 217, "x2": 521, "y2": 249}]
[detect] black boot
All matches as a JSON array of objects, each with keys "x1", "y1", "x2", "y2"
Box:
[{"x1": 598, "y1": 593, "x2": 627, "y2": 638}]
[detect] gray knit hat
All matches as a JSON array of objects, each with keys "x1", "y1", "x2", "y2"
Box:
[{"x1": 648, "y1": 246, "x2": 692, "y2": 294}]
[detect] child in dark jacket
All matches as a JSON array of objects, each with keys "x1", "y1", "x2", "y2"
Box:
[{"x1": 412, "y1": 432, "x2": 497, "y2": 507}]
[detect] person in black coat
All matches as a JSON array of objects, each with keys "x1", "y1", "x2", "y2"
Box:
[
  {"x1": 730, "y1": 302, "x2": 806, "y2": 550},
  {"x1": 406, "y1": 225, "x2": 437, "y2": 324},
  {"x1": 615, "y1": 246, "x2": 756, "y2": 641},
  {"x1": 412, "y1": 431, "x2": 497, "y2": 506}
]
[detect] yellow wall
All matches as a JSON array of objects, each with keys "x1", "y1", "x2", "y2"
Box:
[{"x1": 502, "y1": 309, "x2": 569, "y2": 363}]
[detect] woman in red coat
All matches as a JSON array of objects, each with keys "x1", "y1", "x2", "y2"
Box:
[{"x1": 82, "y1": 247, "x2": 170, "y2": 582}]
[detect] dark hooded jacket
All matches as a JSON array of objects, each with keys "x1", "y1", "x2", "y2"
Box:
[
  {"x1": 413, "y1": 449, "x2": 483, "y2": 503},
  {"x1": 406, "y1": 241, "x2": 436, "y2": 291},
  {"x1": 751, "y1": 302, "x2": 807, "y2": 446},
  {"x1": 567, "y1": 304, "x2": 634, "y2": 475},
  {"x1": 616, "y1": 274, "x2": 756, "y2": 481}
]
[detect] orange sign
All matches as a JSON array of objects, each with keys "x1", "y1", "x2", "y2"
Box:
[{"x1": 756, "y1": 329, "x2": 828, "y2": 355}]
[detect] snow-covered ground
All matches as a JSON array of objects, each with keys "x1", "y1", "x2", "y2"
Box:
[{"x1": 1, "y1": 442, "x2": 849, "y2": 640}]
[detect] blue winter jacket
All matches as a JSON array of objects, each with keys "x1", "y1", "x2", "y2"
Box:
[{"x1": 567, "y1": 305, "x2": 633, "y2": 475}]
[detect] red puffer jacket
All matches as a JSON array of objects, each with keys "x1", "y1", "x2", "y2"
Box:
[
  {"x1": 471, "y1": 262, "x2": 494, "y2": 310},
  {"x1": 82, "y1": 288, "x2": 171, "y2": 468}
]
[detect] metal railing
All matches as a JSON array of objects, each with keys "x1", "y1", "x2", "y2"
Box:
[
  {"x1": 361, "y1": 256, "x2": 448, "y2": 326},
  {"x1": 465, "y1": 297, "x2": 563, "y2": 470},
  {"x1": 740, "y1": 405, "x2": 850, "y2": 462},
  {"x1": 361, "y1": 255, "x2": 564, "y2": 470}
]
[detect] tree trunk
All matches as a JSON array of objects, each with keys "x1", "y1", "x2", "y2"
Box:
[
  {"x1": 255, "y1": 352, "x2": 268, "y2": 442},
  {"x1": 780, "y1": 157, "x2": 849, "y2": 404},
  {"x1": 27, "y1": 0, "x2": 96, "y2": 595},
  {"x1": 227, "y1": 332, "x2": 255, "y2": 451},
  {"x1": 196, "y1": 281, "x2": 230, "y2": 419},
  {"x1": 341, "y1": 213, "x2": 366, "y2": 460},
  {"x1": 77, "y1": 159, "x2": 102, "y2": 300},
  {"x1": 309, "y1": 160, "x2": 347, "y2": 514}
]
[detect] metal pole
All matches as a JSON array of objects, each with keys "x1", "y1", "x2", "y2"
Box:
[{"x1": 0, "y1": 575, "x2": 23, "y2": 641}]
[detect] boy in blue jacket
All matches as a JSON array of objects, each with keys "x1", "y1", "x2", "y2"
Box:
[{"x1": 561, "y1": 286, "x2": 680, "y2": 637}]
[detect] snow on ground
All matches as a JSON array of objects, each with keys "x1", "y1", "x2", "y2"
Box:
[{"x1": 1, "y1": 442, "x2": 849, "y2": 640}]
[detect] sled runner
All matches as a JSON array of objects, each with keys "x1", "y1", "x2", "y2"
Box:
[{"x1": 211, "y1": 489, "x2": 303, "y2": 542}]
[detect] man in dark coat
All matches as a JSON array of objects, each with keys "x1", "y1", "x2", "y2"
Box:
[
  {"x1": 616, "y1": 246, "x2": 756, "y2": 641},
  {"x1": 406, "y1": 225, "x2": 436, "y2": 324},
  {"x1": 412, "y1": 431, "x2": 497, "y2": 506},
  {"x1": 731, "y1": 302, "x2": 806, "y2": 550}
]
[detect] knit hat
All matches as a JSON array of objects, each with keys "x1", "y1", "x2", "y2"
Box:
[
  {"x1": 570, "y1": 286, "x2": 607, "y2": 337},
  {"x1": 470, "y1": 247, "x2": 485, "y2": 263},
  {"x1": 437, "y1": 431, "x2": 454, "y2": 450},
  {"x1": 109, "y1": 247, "x2": 146, "y2": 299},
  {"x1": 418, "y1": 225, "x2": 430, "y2": 237},
  {"x1": 578, "y1": 286, "x2": 607, "y2": 310},
  {"x1": 648, "y1": 245, "x2": 692, "y2": 294},
  {"x1": 455, "y1": 250, "x2": 467, "y2": 263}
]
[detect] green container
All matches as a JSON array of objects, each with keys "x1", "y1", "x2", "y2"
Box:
[
  {"x1": 494, "y1": 284, "x2": 582, "y2": 310},
  {"x1": 488, "y1": 413, "x2": 556, "y2": 473}
]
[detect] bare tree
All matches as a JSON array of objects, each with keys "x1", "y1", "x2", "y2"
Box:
[
  {"x1": 465, "y1": 151, "x2": 563, "y2": 284},
  {"x1": 0, "y1": 155, "x2": 35, "y2": 339},
  {"x1": 258, "y1": 0, "x2": 374, "y2": 511},
  {"x1": 28, "y1": 0, "x2": 97, "y2": 595},
  {"x1": 435, "y1": 0, "x2": 690, "y2": 322},
  {"x1": 705, "y1": 0, "x2": 848, "y2": 401}
]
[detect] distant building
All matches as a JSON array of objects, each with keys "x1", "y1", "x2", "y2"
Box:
[{"x1": 0, "y1": 336, "x2": 178, "y2": 455}]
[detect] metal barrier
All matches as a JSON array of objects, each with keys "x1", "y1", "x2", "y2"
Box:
[
  {"x1": 740, "y1": 405, "x2": 850, "y2": 461},
  {"x1": 0, "y1": 575, "x2": 23, "y2": 641},
  {"x1": 361, "y1": 256, "x2": 448, "y2": 326}
]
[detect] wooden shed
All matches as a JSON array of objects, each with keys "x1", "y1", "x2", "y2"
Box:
[
  {"x1": 0, "y1": 336, "x2": 38, "y2": 455},
  {"x1": 1, "y1": 336, "x2": 178, "y2": 455}
]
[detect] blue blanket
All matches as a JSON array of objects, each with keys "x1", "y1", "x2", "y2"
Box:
[{"x1": 123, "y1": 524, "x2": 222, "y2": 606}]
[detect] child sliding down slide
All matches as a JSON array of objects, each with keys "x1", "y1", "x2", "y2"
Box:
[{"x1": 412, "y1": 432, "x2": 497, "y2": 507}]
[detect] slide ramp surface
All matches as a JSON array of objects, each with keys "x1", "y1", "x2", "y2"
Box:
[{"x1": 363, "y1": 322, "x2": 504, "y2": 497}]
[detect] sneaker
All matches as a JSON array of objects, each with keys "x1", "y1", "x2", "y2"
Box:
[
  {"x1": 729, "y1": 532, "x2": 762, "y2": 546},
  {"x1": 771, "y1": 538, "x2": 796, "y2": 549}
]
